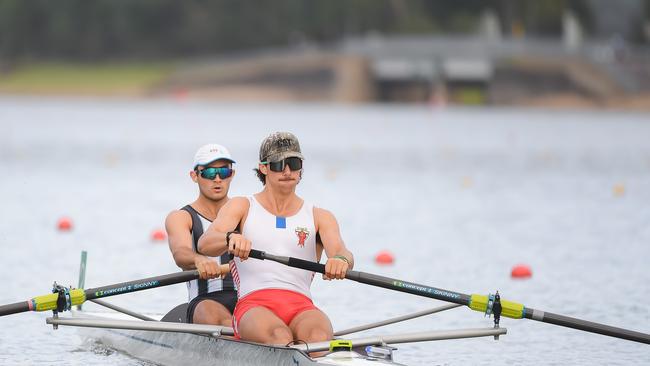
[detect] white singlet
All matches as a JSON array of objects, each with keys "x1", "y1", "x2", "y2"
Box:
[{"x1": 231, "y1": 196, "x2": 317, "y2": 299}]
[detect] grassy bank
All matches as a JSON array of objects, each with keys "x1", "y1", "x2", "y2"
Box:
[{"x1": 0, "y1": 63, "x2": 174, "y2": 96}]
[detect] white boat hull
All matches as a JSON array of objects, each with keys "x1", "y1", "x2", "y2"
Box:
[{"x1": 73, "y1": 310, "x2": 405, "y2": 366}]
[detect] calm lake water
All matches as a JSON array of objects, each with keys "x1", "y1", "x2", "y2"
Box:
[{"x1": 0, "y1": 97, "x2": 649, "y2": 365}]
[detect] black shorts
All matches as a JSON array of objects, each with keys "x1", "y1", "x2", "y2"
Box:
[{"x1": 186, "y1": 290, "x2": 237, "y2": 323}]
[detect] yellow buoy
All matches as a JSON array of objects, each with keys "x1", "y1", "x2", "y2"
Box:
[
  {"x1": 613, "y1": 184, "x2": 625, "y2": 197},
  {"x1": 461, "y1": 176, "x2": 473, "y2": 188}
]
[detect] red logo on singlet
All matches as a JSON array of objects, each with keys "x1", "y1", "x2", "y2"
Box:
[{"x1": 295, "y1": 227, "x2": 310, "y2": 247}]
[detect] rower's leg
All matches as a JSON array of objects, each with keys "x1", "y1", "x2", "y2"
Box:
[
  {"x1": 237, "y1": 306, "x2": 293, "y2": 345},
  {"x1": 289, "y1": 308, "x2": 333, "y2": 343},
  {"x1": 192, "y1": 300, "x2": 232, "y2": 327}
]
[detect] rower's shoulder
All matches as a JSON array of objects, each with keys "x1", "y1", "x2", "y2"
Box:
[
  {"x1": 228, "y1": 196, "x2": 250, "y2": 205},
  {"x1": 165, "y1": 208, "x2": 192, "y2": 228},
  {"x1": 166, "y1": 207, "x2": 191, "y2": 219},
  {"x1": 313, "y1": 206, "x2": 337, "y2": 222},
  {"x1": 223, "y1": 196, "x2": 251, "y2": 211}
]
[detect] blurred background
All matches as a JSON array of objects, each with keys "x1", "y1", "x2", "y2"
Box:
[
  {"x1": 1, "y1": 0, "x2": 650, "y2": 108},
  {"x1": 1, "y1": 1, "x2": 649, "y2": 366}
]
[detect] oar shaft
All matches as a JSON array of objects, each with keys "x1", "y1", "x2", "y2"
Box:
[
  {"x1": 525, "y1": 308, "x2": 650, "y2": 345},
  {"x1": 249, "y1": 249, "x2": 650, "y2": 345},
  {"x1": 250, "y1": 250, "x2": 472, "y2": 305},
  {"x1": 0, "y1": 301, "x2": 31, "y2": 316},
  {"x1": 349, "y1": 271, "x2": 472, "y2": 306},
  {"x1": 0, "y1": 270, "x2": 200, "y2": 317},
  {"x1": 85, "y1": 270, "x2": 199, "y2": 300}
]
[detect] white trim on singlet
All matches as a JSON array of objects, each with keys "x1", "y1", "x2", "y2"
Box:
[{"x1": 231, "y1": 196, "x2": 317, "y2": 299}]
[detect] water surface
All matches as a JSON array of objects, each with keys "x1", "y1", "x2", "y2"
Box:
[{"x1": 1, "y1": 97, "x2": 649, "y2": 365}]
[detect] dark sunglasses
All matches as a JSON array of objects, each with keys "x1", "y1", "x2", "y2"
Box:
[
  {"x1": 264, "y1": 157, "x2": 303, "y2": 172},
  {"x1": 196, "y1": 167, "x2": 234, "y2": 180}
]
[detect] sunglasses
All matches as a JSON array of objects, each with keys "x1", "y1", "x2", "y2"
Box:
[
  {"x1": 263, "y1": 157, "x2": 303, "y2": 172},
  {"x1": 196, "y1": 167, "x2": 234, "y2": 180}
]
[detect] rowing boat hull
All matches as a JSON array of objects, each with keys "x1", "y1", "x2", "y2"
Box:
[{"x1": 73, "y1": 310, "x2": 405, "y2": 366}]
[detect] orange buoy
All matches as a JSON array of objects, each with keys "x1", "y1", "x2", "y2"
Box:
[
  {"x1": 375, "y1": 250, "x2": 395, "y2": 265},
  {"x1": 57, "y1": 217, "x2": 73, "y2": 231},
  {"x1": 511, "y1": 264, "x2": 532, "y2": 279},
  {"x1": 173, "y1": 88, "x2": 189, "y2": 101},
  {"x1": 151, "y1": 229, "x2": 167, "y2": 242}
]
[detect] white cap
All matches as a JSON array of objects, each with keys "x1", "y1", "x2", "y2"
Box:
[{"x1": 192, "y1": 144, "x2": 235, "y2": 169}]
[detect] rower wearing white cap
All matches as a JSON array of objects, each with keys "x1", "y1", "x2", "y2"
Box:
[
  {"x1": 198, "y1": 132, "x2": 354, "y2": 346},
  {"x1": 164, "y1": 144, "x2": 237, "y2": 326}
]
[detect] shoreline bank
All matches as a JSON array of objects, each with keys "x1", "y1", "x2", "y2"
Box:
[{"x1": 1, "y1": 62, "x2": 649, "y2": 111}]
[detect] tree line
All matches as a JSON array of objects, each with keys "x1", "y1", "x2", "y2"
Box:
[{"x1": 0, "y1": 0, "x2": 638, "y2": 63}]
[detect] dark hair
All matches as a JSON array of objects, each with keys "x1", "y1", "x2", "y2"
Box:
[{"x1": 253, "y1": 168, "x2": 266, "y2": 185}]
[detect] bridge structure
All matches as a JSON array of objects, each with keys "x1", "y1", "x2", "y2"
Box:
[{"x1": 340, "y1": 34, "x2": 650, "y2": 104}]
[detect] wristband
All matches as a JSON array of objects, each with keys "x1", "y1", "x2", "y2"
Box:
[{"x1": 332, "y1": 255, "x2": 350, "y2": 265}]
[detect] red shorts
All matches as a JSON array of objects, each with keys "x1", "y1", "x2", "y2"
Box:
[{"x1": 232, "y1": 289, "x2": 318, "y2": 339}]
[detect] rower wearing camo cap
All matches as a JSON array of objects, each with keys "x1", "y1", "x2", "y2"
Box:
[{"x1": 198, "y1": 132, "x2": 354, "y2": 345}]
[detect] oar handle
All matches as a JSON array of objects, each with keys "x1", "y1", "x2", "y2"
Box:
[
  {"x1": 288, "y1": 256, "x2": 326, "y2": 273},
  {"x1": 249, "y1": 249, "x2": 349, "y2": 275},
  {"x1": 248, "y1": 249, "x2": 268, "y2": 261}
]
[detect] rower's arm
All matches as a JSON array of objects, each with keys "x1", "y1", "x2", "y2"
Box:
[
  {"x1": 165, "y1": 210, "x2": 203, "y2": 270},
  {"x1": 198, "y1": 197, "x2": 249, "y2": 257},
  {"x1": 315, "y1": 207, "x2": 354, "y2": 269}
]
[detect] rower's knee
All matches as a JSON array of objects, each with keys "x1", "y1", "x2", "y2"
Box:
[
  {"x1": 193, "y1": 311, "x2": 231, "y2": 326},
  {"x1": 305, "y1": 327, "x2": 331, "y2": 343},
  {"x1": 193, "y1": 301, "x2": 231, "y2": 326},
  {"x1": 269, "y1": 326, "x2": 293, "y2": 345}
]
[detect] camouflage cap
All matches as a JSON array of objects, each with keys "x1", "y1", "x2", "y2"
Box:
[{"x1": 259, "y1": 132, "x2": 304, "y2": 163}]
